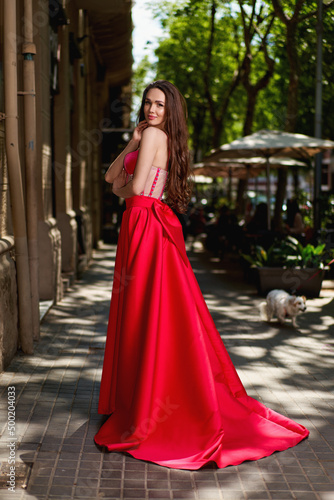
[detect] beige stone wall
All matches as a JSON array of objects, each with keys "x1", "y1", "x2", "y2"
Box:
[
  {"x1": 34, "y1": 0, "x2": 53, "y2": 221},
  {"x1": 0, "y1": 5, "x2": 19, "y2": 371},
  {"x1": 34, "y1": 0, "x2": 62, "y2": 300},
  {"x1": 0, "y1": 133, "x2": 12, "y2": 237},
  {"x1": 0, "y1": 238, "x2": 18, "y2": 372},
  {"x1": 0, "y1": 0, "x2": 127, "y2": 369}
]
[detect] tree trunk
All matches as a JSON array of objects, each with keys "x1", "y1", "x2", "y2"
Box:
[
  {"x1": 243, "y1": 91, "x2": 257, "y2": 137},
  {"x1": 273, "y1": 21, "x2": 300, "y2": 229},
  {"x1": 284, "y1": 26, "x2": 300, "y2": 133},
  {"x1": 192, "y1": 106, "x2": 206, "y2": 163},
  {"x1": 212, "y1": 120, "x2": 223, "y2": 149},
  {"x1": 236, "y1": 1, "x2": 276, "y2": 217},
  {"x1": 204, "y1": 0, "x2": 242, "y2": 149},
  {"x1": 236, "y1": 92, "x2": 256, "y2": 216},
  {"x1": 236, "y1": 178, "x2": 248, "y2": 216}
]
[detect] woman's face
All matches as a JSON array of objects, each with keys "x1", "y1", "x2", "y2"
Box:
[{"x1": 144, "y1": 88, "x2": 166, "y2": 129}]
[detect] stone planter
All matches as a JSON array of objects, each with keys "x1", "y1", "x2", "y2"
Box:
[{"x1": 256, "y1": 267, "x2": 326, "y2": 297}]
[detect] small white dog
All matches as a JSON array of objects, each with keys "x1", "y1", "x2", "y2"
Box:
[{"x1": 259, "y1": 289, "x2": 307, "y2": 328}]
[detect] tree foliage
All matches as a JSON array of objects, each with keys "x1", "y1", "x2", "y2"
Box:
[{"x1": 133, "y1": 0, "x2": 334, "y2": 216}]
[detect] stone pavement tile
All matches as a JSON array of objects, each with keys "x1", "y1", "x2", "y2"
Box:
[
  {"x1": 193, "y1": 470, "x2": 220, "y2": 481},
  {"x1": 218, "y1": 478, "x2": 243, "y2": 491},
  {"x1": 99, "y1": 478, "x2": 121, "y2": 488},
  {"x1": 291, "y1": 494, "x2": 319, "y2": 499},
  {"x1": 320, "y1": 493, "x2": 334, "y2": 500},
  {"x1": 280, "y1": 465, "x2": 307, "y2": 475},
  {"x1": 100, "y1": 468, "x2": 122, "y2": 479},
  {"x1": 27, "y1": 484, "x2": 50, "y2": 496},
  {"x1": 123, "y1": 460, "x2": 146, "y2": 471},
  {"x1": 0, "y1": 492, "x2": 26, "y2": 500},
  {"x1": 50, "y1": 475, "x2": 75, "y2": 486},
  {"x1": 197, "y1": 488, "x2": 223, "y2": 499},
  {"x1": 240, "y1": 472, "x2": 266, "y2": 487},
  {"x1": 32, "y1": 466, "x2": 53, "y2": 476},
  {"x1": 270, "y1": 492, "x2": 295, "y2": 499},
  {"x1": 28, "y1": 474, "x2": 49, "y2": 485},
  {"x1": 288, "y1": 482, "x2": 314, "y2": 491},
  {"x1": 54, "y1": 466, "x2": 77, "y2": 477},
  {"x1": 194, "y1": 479, "x2": 219, "y2": 489},
  {"x1": 147, "y1": 470, "x2": 169, "y2": 480},
  {"x1": 171, "y1": 491, "x2": 196, "y2": 499},
  {"x1": 264, "y1": 480, "x2": 290, "y2": 491},
  {"x1": 78, "y1": 459, "x2": 101, "y2": 471},
  {"x1": 220, "y1": 492, "x2": 246, "y2": 500},
  {"x1": 170, "y1": 469, "x2": 192, "y2": 481},
  {"x1": 48, "y1": 485, "x2": 74, "y2": 496},
  {"x1": 123, "y1": 478, "x2": 146, "y2": 489},
  {"x1": 80, "y1": 453, "x2": 101, "y2": 464},
  {"x1": 75, "y1": 476, "x2": 99, "y2": 487},
  {"x1": 48, "y1": 498, "x2": 72, "y2": 500},
  {"x1": 304, "y1": 469, "x2": 332, "y2": 480},
  {"x1": 284, "y1": 474, "x2": 310, "y2": 483},
  {"x1": 319, "y1": 460, "x2": 334, "y2": 472},
  {"x1": 98, "y1": 490, "x2": 122, "y2": 499},
  {"x1": 147, "y1": 479, "x2": 170, "y2": 489},
  {"x1": 123, "y1": 465, "x2": 146, "y2": 476},
  {"x1": 148, "y1": 491, "x2": 171, "y2": 499},
  {"x1": 123, "y1": 488, "x2": 147, "y2": 498},
  {"x1": 170, "y1": 479, "x2": 193, "y2": 489},
  {"x1": 312, "y1": 483, "x2": 334, "y2": 493},
  {"x1": 73, "y1": 486, "x2": 99, "y2": 498},
  {"x1": 57, "y1": 459, "x2": 80, "y2": 469},
  {"x1": 245, "y1": 492, "x2": 270, "y2": 500}
]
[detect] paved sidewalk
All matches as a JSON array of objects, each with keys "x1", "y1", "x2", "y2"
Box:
[{"x1": 0, "y1": 242, "x2": 333, "y2": 500}]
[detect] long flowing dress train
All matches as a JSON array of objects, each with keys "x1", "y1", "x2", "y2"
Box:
[{"x1": 94, "y1": 153, "x2": 309, "y2": 470}]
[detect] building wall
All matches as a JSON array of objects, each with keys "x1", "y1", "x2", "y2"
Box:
[
  {"x1": 34, "y1": 0, "x2": 63, "y2": 301},
  {"x1": 0, "y1": 238, "x2": 18, "y2": 372},
  {"x1": 0, "y1": 1, "x2": 19, "y2": 371},
  {"x1": 0, "y1": 124, "x2": 18, "y2": 371},
  {"x1": 0, "y1": 0, "x2": 131, "y2": 370}
]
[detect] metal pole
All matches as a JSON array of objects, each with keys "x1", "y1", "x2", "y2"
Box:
[
  {"x1": 266, "y1": 158, "x2": 271, "y2": 230},
  {"x1": 228, "y1": 167, "x2": 232, "y2": 205},
  {"x1": 314, "y1": 0, "x2": 323, "y2": 233},
  {"x1": 4, "y1": 0, "x2": 34, "y2": 354},
  {"x1": 23, "y1": 0, "x2": 40, "y2": 341}
]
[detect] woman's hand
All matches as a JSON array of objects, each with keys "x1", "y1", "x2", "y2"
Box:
[{"x1": 132, "y1": 120, "x2": 148, "y2": 143}]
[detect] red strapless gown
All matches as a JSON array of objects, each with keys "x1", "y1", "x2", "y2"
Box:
[{"x1": 94, "y1": 151, "x2": 309, "y2": 470}]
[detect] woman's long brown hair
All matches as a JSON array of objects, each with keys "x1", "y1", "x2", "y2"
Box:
[{"x1": 138, "y1": 80, "x2": 192, "y2": 213}]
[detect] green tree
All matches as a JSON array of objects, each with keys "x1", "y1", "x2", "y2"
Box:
[
  {"x1": 270, "y1": 0, "x2": 334, "y2": 230},
  {"x1": 235, "y1": 0, "x2": 276, "y2": 214},
  {"x1": 154, "y1": 0, "x2": 245, "y2": 158},
  {"x1": 154, "y1": 0, "x2": 278, "y2": 160}
]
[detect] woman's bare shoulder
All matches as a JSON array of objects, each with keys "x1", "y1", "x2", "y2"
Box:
[{"x1": 142, "y1": 126, "x2": 168, "y2": 142}]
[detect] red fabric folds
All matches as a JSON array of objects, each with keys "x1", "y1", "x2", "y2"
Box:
[{"x1": 95, "y1": 196, "x2": 309, "y2": 470}]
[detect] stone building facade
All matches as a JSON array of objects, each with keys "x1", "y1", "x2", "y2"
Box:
[{"x1": 0, "y1": 0, "x2": 132, "y2": 370}]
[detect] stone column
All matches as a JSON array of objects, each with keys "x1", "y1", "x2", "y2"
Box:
[
  {"x1": 53, "y1": 20, "x2": 77, "y2": 276},
  {"x1": 34, "y1": 0, "x2": 62, "y2": 302},
  {"x1": 71, "y1": 9, "x2": 92, "y2": 274}
]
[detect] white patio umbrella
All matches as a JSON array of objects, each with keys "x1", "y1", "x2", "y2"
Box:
[
  {"x1": 204, "y1": 130, "x2": 334, "y2": 229},
  {"x1": 193, "y1": 157, "x2": 308, "y2": 219},
  {"x1": 192, "y1": 161, "x2": 265, "y2": 203},
  {"x1": 192, "y1": 161, "x2": 264, "y2": 179}
]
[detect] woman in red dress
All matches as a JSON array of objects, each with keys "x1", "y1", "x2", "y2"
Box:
[{"x1": 94, "y1": 80, "x2": 309, "y2": 470}]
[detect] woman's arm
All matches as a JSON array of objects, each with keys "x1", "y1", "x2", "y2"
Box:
[
  {"x1": 105, "y1": 139, "x2": 138, "y2": 184},
  {"x1": 112, "y1": 127, "x2": 166, "y2": 199},
  {"x1": 104, "y1": 121, "x2": 148, "y2": 183}
]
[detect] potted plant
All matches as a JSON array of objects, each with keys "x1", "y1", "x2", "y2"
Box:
[{"x1": 241, "y1": 236, "x2": 332, "y2": 297}]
